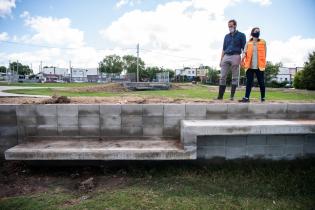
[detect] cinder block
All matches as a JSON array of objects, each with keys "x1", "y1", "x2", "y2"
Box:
[
  {"x1": 37, "y1": 115, "x2": 57, "y2": 125},
  {"x1": 248, "y1": 104, "x2": 267, "y2": 115},
  {"x1": 206, "y1": 104, "x2": 228, "y2": 114},
  {"x1": 143, "y1": 127, "x2": 163, "y2": 136},
  {"x1": 37, "y1": 125, "x2": 58, "y2": 136},
  {"x1": 143, "y1": 104, "x2": 163, "y2": 116},
  {"x1": 267, "y1": 135, "x2": 286, "y2": 145},
  {"x1": 186, "y1": 104, "x2": 206, "y2": 118},
  {"x1": 122, "y1": 116, "x2": 142, "y2": 127},
  {"x1": 164, "y1": 104, "x2": 185, "y2": 117},
  {"x1": 100, "y1": 115, "x2": 121, "y2": 127},
  {"x1": 78, "y1": 105, "x2": 99, "y2": 116},
  {"x1": 266, "y1": 103, "x2": 287, "y2": 114},
  {"x1": 164, "y1": 116, "x2": 182, "y2": 127},
  {"x1": 58, "y1": 116, "x2": 78, "y2": 126},
  {"x1": 227, "y1": 104, "x2": 248, "y2": 114},
  {"x1": 16, "y1": 105, "x2": 36, "y2": 116},
  {"x1": 0, "y1": 136, "x2": 18, "y2": 147},
  {"x1": 185, "y1": 116, "x2": 206, "y2": 120},
  {"x1": 226, "y1": 136, "x2": 246, "y2": 146},
  {"x1": 163, "y1": 127, "x2": 179, "y2": 137},
  {"x1": 79, "y1": 116, "x2": 99, "y2": 126},
  {"x1": 284, "y1": 145, "x2": 303, "y2": 157},
  {"x1": 198, "y1": 146, "x2": 225, "y2": 159},
  {"x1": 287, "y1": 103, "x2": 315, "y2": 119},
  {"x1": 0, "y1": 115, "x2": 17, "y2": 126},
  {"x1": 304, "y1": 134, "x2": 315, "y2": 144},
  {"x1": 122, "y1": 127, "x2": 142, "y2": 136},
  {"x1": 226, "y1": 146, "x2": 246, "y2": 159},
  {"x1": 303, "y1": 144, "x2": 315, "y2": 155},
  {"x1": 0, "y1": 126, "x2": 17, "y2": 137},
  {"x1": 197, "y1": 136, "x2": 226, "y2": 146},
  {"x1": 36, "y1": 105, "x2": 57, "y2": 116},
  {"x1": 285, "y1": 135, "x2": 305, "y2": 145},
  {"x1": 24, "y1": 126, "x2": 37, "y2": 136},
  {"x1": 100, "y1": 105, "x2": 121, "y2": 116},
  {"x1": 57, "y1": 104, "x2": 78, "y2": 116},
  {"x1": 143, "y1": 116, "x2": 163, "y2": 127},
  {"x1": 58, "y1": 126, "x2": 79, "y2": 136},
  {"x1": 17, "y1": 116, "x2": 36, "y2": 125},
  {"x1": 247, "y1": 135, "x2": 267, "y2": 145},
  {"x1": 122, "y1": 104, "x2": 142, "y2": 115},
  {"x1": 0, "y1": 105, "x2": 16, "y2": 115},
  {"x1": 101, "y1": 126, "x2": 121, "y2": 136},
  {"x1": 79, "y1": 126, "x2": 100, "y2": 136},
  {"x1": 265, "y1": 145, "x2": 284, "y2": 157},
  {"x1": 246, "y1": 145, "x2": 265, "y2": 158}
]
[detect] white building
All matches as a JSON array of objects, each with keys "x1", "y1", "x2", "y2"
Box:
[
  {"x1": 275, "y1": 67, "x2": 303, "y2": 83},
  {"x1": 71, "y1": 68, "x2": 98, "y2": 82},
  {"x1": 42, "y1": 67, "x2": 68, "y2": 76}
]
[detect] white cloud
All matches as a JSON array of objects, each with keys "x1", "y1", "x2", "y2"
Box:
[
  {"x1": 21, "y1": 13, "x2": 85, "y2": 48},
  {"x1": 0, "y1": 0, "x2": 15, "y2": 17},
  {"x1": 268, "y1": 36, "x2": 315, "y2": 67},
  {"x1": 116, "y1": 0, "x2": 142, "y2": 8},
  {"x1": 248, "y1": 0, "x2": 271, "y2": 6},
  {"x1": 0, "y1": 32, "x2": 9, "y2": 41}
]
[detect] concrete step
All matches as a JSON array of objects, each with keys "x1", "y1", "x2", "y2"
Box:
[{"x1": 5, "y1": 138, "x2": 196, "y2": 160}]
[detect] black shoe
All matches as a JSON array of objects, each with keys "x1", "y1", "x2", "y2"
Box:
[
  {"x1": 261, "y1": 98, "x2": 265, "y2": 102},
  {"x1": 217, "y1": 85, "x2": 226, "y2": 100},
  {"x1": 239, "y1": 97, "x2": 250, "y2": 103}
]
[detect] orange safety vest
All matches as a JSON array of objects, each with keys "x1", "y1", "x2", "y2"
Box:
[{"x1": 242, "y1": 39, "x2": 266, "y2": 71}]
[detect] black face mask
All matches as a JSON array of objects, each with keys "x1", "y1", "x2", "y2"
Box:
[{"x1": 252, "y1": 32, "x2": 260, "y2": 38}]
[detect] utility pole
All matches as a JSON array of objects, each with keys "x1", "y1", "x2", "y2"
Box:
[
  {"x1": 7, "y1": 60, "x2": 10, "y2": 84},
  {"x1": 136, "y1": 43, "x2": 139, "y2": 82},
  {"x1": 69, "y1": 60, "x2": 72, "y2": 83}
]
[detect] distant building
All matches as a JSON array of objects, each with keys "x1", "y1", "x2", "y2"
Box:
[
  {"x1": 71, "y1": 68, "x2": 98, "y2": 82},
  {"x1": 275, "y1": 67, "x2": 303, "y2": 83},
  {"x1": 175, "y1": 67, "x2": 207, "y2": 81}
]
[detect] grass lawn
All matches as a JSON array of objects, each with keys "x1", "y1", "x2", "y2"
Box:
[
  {"x1": 0, "y1": 82, "x2": 97, "y2": 87},
  {"x1": 3, "y1": 83, "x2": 315, "y2": 101},
  {"x1": 0, "y1": 159, "x2": 315, "y2": 210}
]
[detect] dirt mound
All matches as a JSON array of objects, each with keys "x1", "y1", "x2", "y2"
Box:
[
  {"x1": 66, "y1": 83, "x2": 129, "y2": 93},
  {"x1": 41, "y1": 95, "x2": 71, "y2": 104}
]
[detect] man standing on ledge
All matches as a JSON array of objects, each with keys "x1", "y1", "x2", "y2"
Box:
[{"x1": 217, "y1": 19, "x2": 246, "y2": 100}]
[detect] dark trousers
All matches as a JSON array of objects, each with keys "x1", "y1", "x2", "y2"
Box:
[{"x1": 245, "y1": 69, "x2": 265, "y2": 99}]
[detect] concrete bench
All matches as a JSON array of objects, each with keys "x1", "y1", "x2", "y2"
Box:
[
  {"x1": 5, "y1": 137, "x2": 196, "y2": 160},
  {"x1": 181, "y1": 119, "x2": 315, "y2": 147}
]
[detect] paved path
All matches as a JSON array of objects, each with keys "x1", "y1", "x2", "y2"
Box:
[{"x1": 0, "y1": 86, "x2": 50, "y2": 97}]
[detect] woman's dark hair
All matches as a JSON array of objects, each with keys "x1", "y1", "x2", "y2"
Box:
[
  {"x1": 250, "y1": 27, "x2": 260, "y2": 41},
  {"x1": 228, "y1": 19, "x2": 237, "y2": 26}
]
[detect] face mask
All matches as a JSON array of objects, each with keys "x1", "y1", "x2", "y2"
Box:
[
  {"x1": 229, "y1": 27, "x2": 235, "y2": 33},
  {"x1": 252, "y1": 31, "x2": 260, "y2": 38}
]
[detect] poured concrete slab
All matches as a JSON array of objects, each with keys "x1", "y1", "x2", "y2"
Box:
[{"x1": 5, "y1": 138, "x2": 196, "y2": 160}]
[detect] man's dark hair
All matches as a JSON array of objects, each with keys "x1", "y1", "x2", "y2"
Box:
[{"x1": 228, "y1": 19, "x2": 237, "y2": 26}]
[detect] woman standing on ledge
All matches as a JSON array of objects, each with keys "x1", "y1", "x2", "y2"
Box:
[{"x1": 239, "y1": 27, "x2": 267, "y2": 103}]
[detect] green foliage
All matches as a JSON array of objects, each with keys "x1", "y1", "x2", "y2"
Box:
[
  {"x1": 9, "y1": 62, "x2": 33, "y2": 75},
  {"x1": 99, "y1": 55, "x2": 124, "y2": 74},
  {"x1": 293, "y1": 51, "x2": 315, "y2": 90},
  {"x1": 293, "y1": 70, "x2": 305, "y2": 89},
  {"x1": 0, "y1": 66, "x2": 6, "y2": 73},
  {"x1": 267, "y1": 80, "x2": 289, "y2": 88},
  {"x1": 302, "y1": 51, "x2": 315, "y2": 90},
  {"x1": 205, "y1": 66, "x2": 220, "y2": 84},
  {"x1": 122, "y1": 55, "x2": 145, "y2": 74},
  {"x1": 265, "y1": 61, "x2": 282, "y2": 83}
]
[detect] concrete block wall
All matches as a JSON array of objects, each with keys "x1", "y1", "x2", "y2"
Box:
[
  {"x1": 197, "y1": 134, "x2": 315, "y2": 160},
  {"x1": 0, "y1": 103, "x2": 315, "y2": 159}
]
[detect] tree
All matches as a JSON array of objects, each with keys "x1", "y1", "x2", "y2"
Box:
[
  {"x1": 0, "y1": 66, "x2": 6, "y2": 73},
  {"x1": 265, "y1": 61, "x2": 281, "y2": 83},
  {"x1": 302, "y1": 51, "x2": 315, "y2": 90},
  {"x1": 122, "y1": 55, "x2": 145, "y2": 81},
  {"x1": 294, "y1": 51, "x2": 315, "y2": 90},
  {"x1": 99, "y1": 55, "x2": 123, "y2": 74},
  {"x1": 9, "y1": 62, "x2": 33, "y2": 75},
  {"x1": 205, "y1": 66, "x2": 220, "y2": 84}
]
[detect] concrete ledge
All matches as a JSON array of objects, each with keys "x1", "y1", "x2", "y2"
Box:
[
  {"x1": 181, "y1": 119, "x2": 315, "y2": 147},
  {"x1": 5, "y1": 138, "x2": 196, "y2": 160}
]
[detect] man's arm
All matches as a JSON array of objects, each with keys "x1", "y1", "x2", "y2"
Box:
[{"x1": 221, "y1": 36, "x2": 227, "y2": 67}]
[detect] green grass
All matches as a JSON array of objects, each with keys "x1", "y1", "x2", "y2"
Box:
[
  {"x1": 0, "y1": 159, "x2": 315, "y2": 210},
  {"x1": 3, "y1": 84, "x2": 315, "y2": 101},
  {"x1": 0, "y1": 81, "x2": 97, "y2": 87}
]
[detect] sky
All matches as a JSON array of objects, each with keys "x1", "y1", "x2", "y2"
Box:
[{"x1": 0, "y1": 0, "x2": 315, "y2": 73}]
